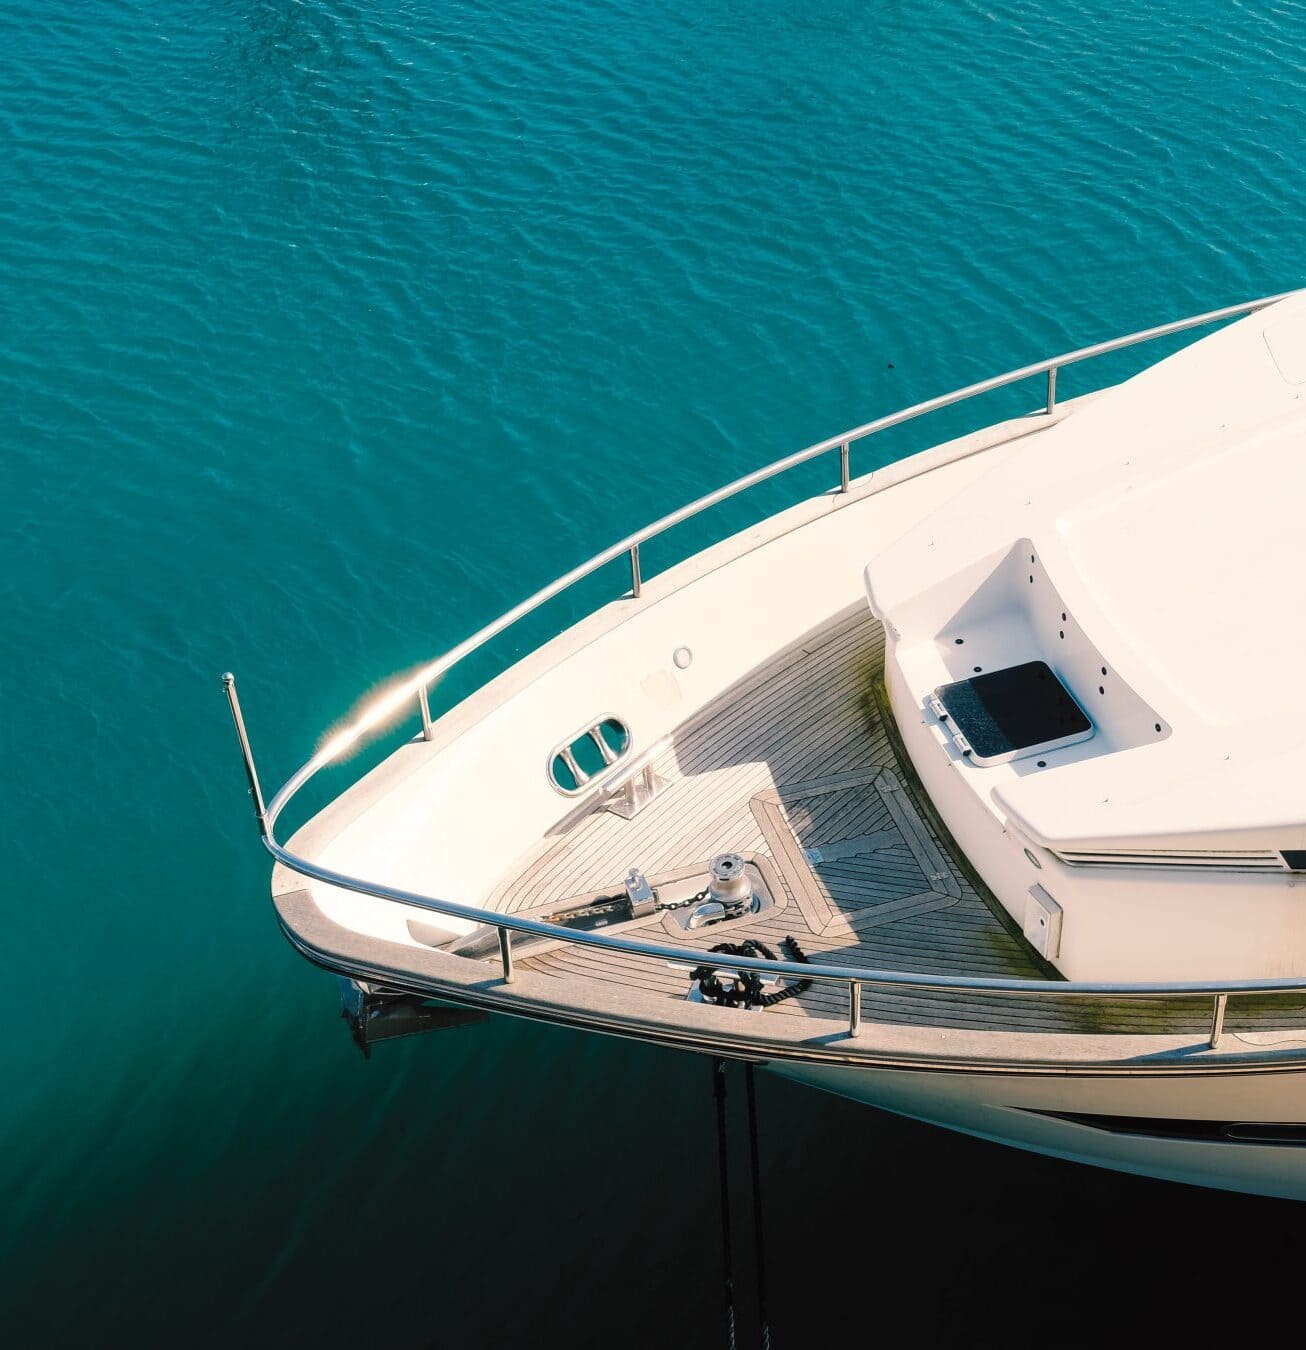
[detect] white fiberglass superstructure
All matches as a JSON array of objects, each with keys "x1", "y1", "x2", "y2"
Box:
[{"x1": 226, "y1": 289, "x2": 1306, "y2": 1200}]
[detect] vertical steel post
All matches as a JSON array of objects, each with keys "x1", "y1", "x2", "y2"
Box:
[
  {"x1": 418, "y1": 683, "x2": 434, "y2": 741},
  {"x1": 1046, "y1": 366, "x2": 1058, "y2": 414},
  {"x1": 629, "y1": 543, "x2": 642, "y2": 598},
  {"x1": 498, "y1": 926, "x2": 515, "y2": 983},
  {"x1": 222, "y1": 673, "x2": 269, "y2": 835},
  {"x1": 1209, "y1": 993, "x2": 1228, "y2": 1049},
  {"x1": 839, "y1": 440, "x2": 851, "y2": 493},
  {"x1": 848, "y1": 980, "x2": 862, "y2": 1038}
]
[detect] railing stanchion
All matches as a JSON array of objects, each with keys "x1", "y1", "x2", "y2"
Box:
[
  {"x1": 418, "y1": 684, "x2": 434, "y2": 742},
  {"x1": 839, "y1": 439, "x2": 851, "y2": 493},
  {"x1": 629, "y1": 543, "x2": 642, "y2": 599},
  {"x1": 848, "y1": 980, "x2": 861, "y2": 1038},
  {"x1": 1209, "y1": 992, "x2": 1228, "y2": 1049},
  {"x1": 498, "y1": 926, "x2": 515, "y2": 983},
  {"x1": 1046, "y1": 366, "x2": 1058, "y2": 414},
  {"x1": 222, "y1": 674, "x2": 269, "y2": 836}
]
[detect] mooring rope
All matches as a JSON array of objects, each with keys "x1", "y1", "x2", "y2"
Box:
[
  {"x1": 744, "y1": 1064, "x2": 772, "y2": 1350},
  {"x1": 691, "y1": 936, "x2": 813, "y2": 1009},
  {"x1": 712, "y1": 1058, "x2": 738, "y2": 1350}
]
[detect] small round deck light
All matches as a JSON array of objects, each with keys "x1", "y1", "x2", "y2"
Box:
[{"x1": 673, "y1": 646, "x2": 693, "y2": 670}]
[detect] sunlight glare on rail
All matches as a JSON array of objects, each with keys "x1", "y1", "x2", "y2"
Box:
[{"x1": 313, "y1": 665, "x2": 441, "y2": 768}]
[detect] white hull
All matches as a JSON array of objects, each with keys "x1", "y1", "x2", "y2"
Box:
[{"x1": 774, "y1": 1059, "x2": 1306, "y2": 1200}]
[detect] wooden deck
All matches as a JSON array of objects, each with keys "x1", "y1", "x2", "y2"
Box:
[{"x1": 487, "y1": 608, "x2": 1306, "y2": 1038}]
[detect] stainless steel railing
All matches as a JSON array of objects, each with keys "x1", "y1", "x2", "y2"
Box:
[{"x1": 226, "y1": 289, "x2": 1306, "y2": 1054}]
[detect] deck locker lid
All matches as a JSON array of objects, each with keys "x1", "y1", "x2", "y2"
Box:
[{"x1": 934, "y1": 661, "x2": 1092, "y2": 766}]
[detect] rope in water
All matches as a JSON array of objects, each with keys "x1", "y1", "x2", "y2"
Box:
[
  {"x1": 744, "y1": 1063, "x2": 771, "y2": 1350},
  {"x1": 712, "y1": 1058, "x2": 738, "y2": 1350}
]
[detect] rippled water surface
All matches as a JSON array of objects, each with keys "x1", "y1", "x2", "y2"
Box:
[{"x1": 4, "y1": 1, "x2": 1306, "y2": 1344}]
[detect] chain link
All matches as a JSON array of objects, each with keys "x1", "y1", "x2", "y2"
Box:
[{"x1": 658, "y1": 887, "x2": 711, "y2": 913}]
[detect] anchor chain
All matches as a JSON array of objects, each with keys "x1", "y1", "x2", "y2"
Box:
[{"x1": 543, "y1": 884, "x2": 711, "y2": 929}]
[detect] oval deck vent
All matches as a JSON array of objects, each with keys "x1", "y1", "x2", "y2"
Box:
[
  {"x1": 548, "y1": 716, "x2": 632, "y2": 795},
  {"x1": 1054, "y1": 848, "x2": 1285, "y2": 872}
]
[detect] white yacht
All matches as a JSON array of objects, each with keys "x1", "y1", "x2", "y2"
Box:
[{"x1": 227, "y1": 289, "x2": 1306, "y2": 1200}]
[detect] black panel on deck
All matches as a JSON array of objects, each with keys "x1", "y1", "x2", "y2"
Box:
[{"x1": 936, "y1": 661, "x2": 1090, "y2": 760}]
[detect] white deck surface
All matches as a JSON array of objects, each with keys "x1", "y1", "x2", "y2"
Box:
[{"x1": 866, "y1": 294, "x2": 1306, "y2": 853}]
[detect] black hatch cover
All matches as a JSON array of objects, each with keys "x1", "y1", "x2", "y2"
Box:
[{"x1": 935, "y1": 660, "x2": 1090, "y2": 761}]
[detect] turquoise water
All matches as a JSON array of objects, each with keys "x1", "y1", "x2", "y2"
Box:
[{"x1": 4, "y1": 0, "x2": 1306, "y2": 1342}]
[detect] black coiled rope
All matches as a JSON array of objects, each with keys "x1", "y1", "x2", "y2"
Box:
[{"x1": 691, "y1": 937, "x2": 812, "y2": 1009}]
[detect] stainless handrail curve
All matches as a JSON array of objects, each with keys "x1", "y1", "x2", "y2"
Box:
[
  {"x1": 235, "y1": 289, "x2": 1306, "y2": 1041},
  {"x1": 259, "y1": 829, "x2": 1306, "y2": 1001}
]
